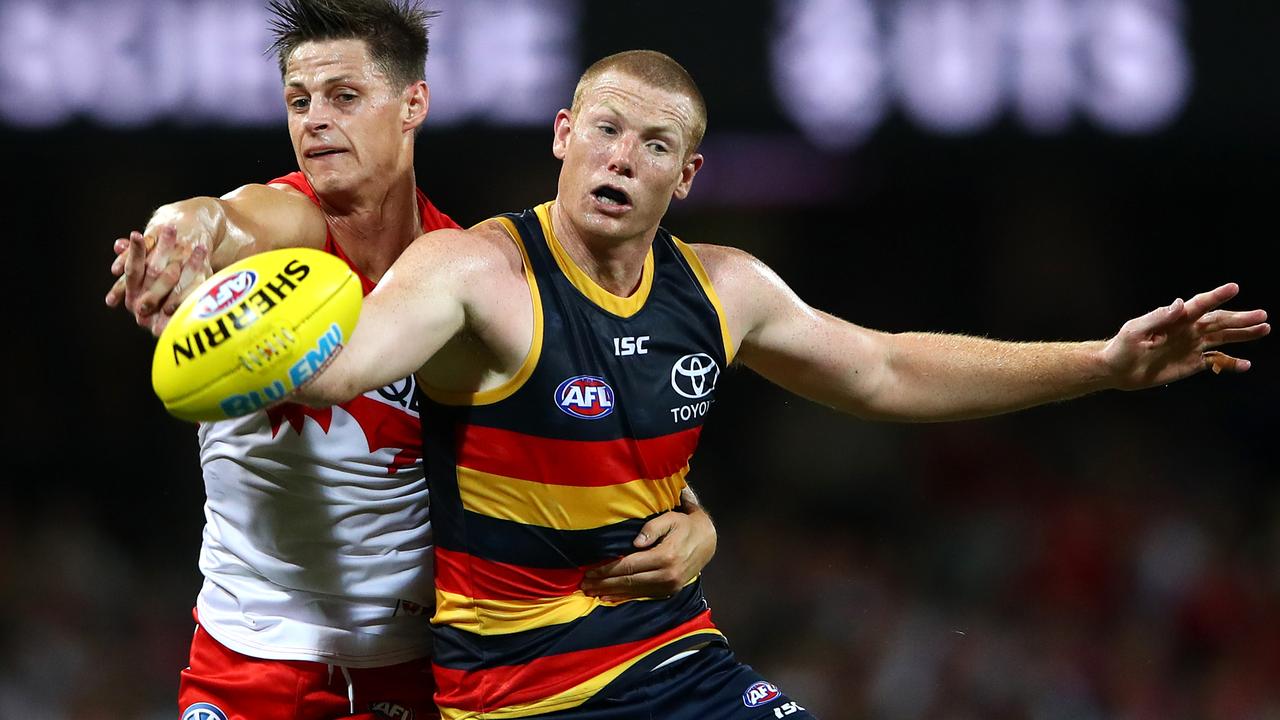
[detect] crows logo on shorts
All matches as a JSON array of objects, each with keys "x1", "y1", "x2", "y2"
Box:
[
  {"x1": 554, "y1": 375, "x2": 615, "y2": 419},
  {"x1": 182, "y1": 702, "x2": 229, "y2": 720}
]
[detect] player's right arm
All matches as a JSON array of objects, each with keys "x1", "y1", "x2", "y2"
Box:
[
  {"x1": 294, "y1": 226, "x2": 482, "y2": 406},
  {"x1": 105, "y1": 183, "x2": 327, "y2": 334}
]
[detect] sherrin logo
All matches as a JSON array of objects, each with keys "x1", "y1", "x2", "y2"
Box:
[
  {"x1": 742, "y1": 680, "x2": 781, "y2": 708},
  {"x1": 170, "y1": 259, "x2": 310, "y2": 367},
  {"x1": 194, "y1": 270, "x2": 257, "y2": 319},
  {"x1": 554, "y1": 375, "x2": 615, "y2": 419}
]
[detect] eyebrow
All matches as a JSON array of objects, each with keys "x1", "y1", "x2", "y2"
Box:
[
  {"x1": 593, "y1": 102, "x2": 682, "y2": 140},
  {"x1": 286, "y1": 74, "x2": 357, "y2": 89}
]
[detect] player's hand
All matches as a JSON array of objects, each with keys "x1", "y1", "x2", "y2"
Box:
[
  {"x1": 581, "y1": 494, "x2": 717, "y2": 603},
  {"x1": 1102, "y1": 283, "x2": 1269, "y2": 389},
  {"x1": 105, "y1": 224, "x2": 211, "y2": 336}
]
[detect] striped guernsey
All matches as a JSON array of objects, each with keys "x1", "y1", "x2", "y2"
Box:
[{"x1": 421, "y1": 202, "x2": 734, "y2": 719}]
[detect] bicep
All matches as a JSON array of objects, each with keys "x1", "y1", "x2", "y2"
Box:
[
  {"x1": 321, "y1": 232, "x2": 469, "y2": 396},
  {"x1": 215, "y1": 184, "x2": 328, "y2": 265},
  {"x1": 705, "y1": 246, "x2": 891, "y2": 416}
]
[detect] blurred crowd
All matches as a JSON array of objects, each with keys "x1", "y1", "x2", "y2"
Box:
[{"x1": 2, "y1": 390, "x2": 1274, "y2": 719}]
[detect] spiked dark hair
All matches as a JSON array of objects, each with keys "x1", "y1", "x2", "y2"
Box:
[{"x1": 267, "y1": 0, "x2": 435, "y2": 89}]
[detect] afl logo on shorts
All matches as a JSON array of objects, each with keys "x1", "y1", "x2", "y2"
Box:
[
  {"x1": 671, "y1": 353, "x2": 719, "y2": 399},
  {"x1": 742, "y1": 680, "x2": 781, "y2": 708},
  {"x1": 182, "y1": 703, "x2": 229, "y2": 720},
  {"x1": 554, "y1": 375, "x2": 615, "y2": 419},
  {"x1": 193, "y1": 270, "x2": 258, "y2": 319}
]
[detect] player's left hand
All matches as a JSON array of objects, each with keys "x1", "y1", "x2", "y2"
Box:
[
  {"x1": 106, "y1": 224, "x2": 211, "y2": 336},
  {"x1": 1102, "y1": 282, "x2": 1269, "y2": 389},
  {"x1": 581, "y1": 494, "x2": 717, "y2": 603}
]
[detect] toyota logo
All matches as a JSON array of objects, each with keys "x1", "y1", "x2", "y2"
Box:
[{"x1": 671, "y1": 353, "x2": 720, "y2": 399}]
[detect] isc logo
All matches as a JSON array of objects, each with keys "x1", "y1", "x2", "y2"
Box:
[
  {"x1": 194, "y1": 270, "x2": 257, "y2": 319},
  {"x1": 554, "y1": 375, "x2": 615, "y2": 420}
]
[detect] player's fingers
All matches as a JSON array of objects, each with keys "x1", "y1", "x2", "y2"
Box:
[
  {"x1": 105, "y1": 274, "x2": 128, "y2": 307},
  {"x1": 163, "y1": 245, "x2": 209, "y2": 314},
  {"x1": 583, "y1": 570, "x2": 678, "y2": 599},
  {"x1": 148, "y1": 225, "x2": 179, "y2": 274},
  {"x1": 114, "y1": 238, "x2": 129, "y2": 255},
  {"x1": 1184, "y1": 282, "x2": 1240, "y2": 320},
  {"x1": 1127, "y1": 297, "x2": 1185, "y2": 336},
  {"x1": 139, "y1": 258, "x2": 185, "y2": 315},
  {"x1": 632, "y1": 512, "x2": 679, "y2": 549},
  {"x1": 1202, "y1": 323, "x2": 1271, "y2": 349},
  {"x1": 1202, "y1": 351, "x2": 1251, "y2": 374},
  {"x1": 149, "y1": 311, "x2": 173, "y2": 337},
  {"x1": 1199, "y1": 309, "x2": 1268, "y2": 333},
  {"x1": 584, "y1": 556, "x2": 632, "y2": 582},
  {"x1": 123, "y1": 231, "x2": 149, "y2": 311}
]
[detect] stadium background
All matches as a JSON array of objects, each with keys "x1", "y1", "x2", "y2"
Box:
[{"x1": 1, "y1": 1, "x2": 1275, "y2": 717}]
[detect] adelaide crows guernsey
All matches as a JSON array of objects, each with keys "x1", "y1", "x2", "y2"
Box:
[{"x1": 422, "y1": 202, "x2": 735, "y2": 719}]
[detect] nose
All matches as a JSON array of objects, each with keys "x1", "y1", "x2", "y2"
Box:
[
  {"x1": 607, "y1": 135, "x2": 637, "y2": 178},
  {"x1": 303, "y1": 98, "x2": 332, "y2": 133}
]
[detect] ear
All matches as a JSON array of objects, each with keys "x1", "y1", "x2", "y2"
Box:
[
  {"x1": 403, "y1": 80, "x2": 430, "y2": 131},
  {"x1": 672, "y1": 152, "x2": 704, "y2": 200},
  {"x1": 551, "y1": 109, "x2": 573, "y2": 160}
]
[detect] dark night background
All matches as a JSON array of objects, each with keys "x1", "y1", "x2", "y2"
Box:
[{"x1": 1, "y1": 1, "x2": 1276, "y2": 718}]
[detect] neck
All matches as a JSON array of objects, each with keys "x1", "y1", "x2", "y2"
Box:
[
  {"x1": 318, "y1": 169, "x2": 421, "y2": 284},
  {"x1": 549, "y1": 202, "x2": 652, "y2": 296}
]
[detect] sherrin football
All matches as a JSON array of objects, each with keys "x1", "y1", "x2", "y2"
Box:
[{"x1": 151, "y1": 247, "x2": 362, "y2": 422}]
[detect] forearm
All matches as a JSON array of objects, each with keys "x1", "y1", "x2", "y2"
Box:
[{"x1": 865, "y1": 332, "x2": 1115, "y2": 421}]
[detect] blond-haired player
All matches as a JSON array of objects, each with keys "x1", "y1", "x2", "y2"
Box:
[{"x1": 295, "y1": 49, "x2": 1268, "y2": 719}]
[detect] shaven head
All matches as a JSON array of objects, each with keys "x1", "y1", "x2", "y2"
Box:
[
  {"x1": 268, "y1": 0, "x2": 435, "y2": 90},
  {"x1": 571, "y1": 50, "x2": 707, "y2": 153}
]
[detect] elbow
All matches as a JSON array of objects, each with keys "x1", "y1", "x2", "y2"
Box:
[{"x1": 293, "y1": 368, "x2": 356, "y2": 408}]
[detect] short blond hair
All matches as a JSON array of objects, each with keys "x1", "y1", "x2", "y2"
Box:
[{"x1": 570, "y1": 50, "x2": 707, "y2": 153}]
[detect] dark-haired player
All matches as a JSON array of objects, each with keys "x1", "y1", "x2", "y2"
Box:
[
  {"x1": 296, "y1": 49, "x2": 1268, "y2": 719},
  {"x1": 106, "y1": 4, "x2": 717, "y2": 720}
]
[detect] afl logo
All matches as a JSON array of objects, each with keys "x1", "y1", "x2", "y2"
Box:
[
  {"x1": 555, "y1": 375, "x2": 615, "y2": 419},
  {"x1": 193, "y1": 270, "x2": 258, "y2": 319},
  {"x1": 742, "y1": 681, "x2": 781, "y2": 708},
  {"x1": 182, "y1": 703, "x2": 229, "y2": 720},
  {"x1": 671, "y1": 353, "x2": 719, "y2": 399}
]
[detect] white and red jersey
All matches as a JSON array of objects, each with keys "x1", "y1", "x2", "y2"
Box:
[{"x1": 194, "y1": 172, "x2": 459, "y2": 667}]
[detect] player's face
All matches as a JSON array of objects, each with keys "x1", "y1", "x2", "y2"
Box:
[
  {"x1": 552, "y1": 72, "x2": 703, "y2": 243},
  {"x1": 283, "y1": 39, "x2": 419, "y2": 199}
]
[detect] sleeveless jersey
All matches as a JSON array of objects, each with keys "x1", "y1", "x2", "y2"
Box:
[
  {"x1": 422, "y1": 202, "x2": 734, "y2": 719},
  {"x1": 194, "y1": 171, "x2": 459, "y2": 667}
]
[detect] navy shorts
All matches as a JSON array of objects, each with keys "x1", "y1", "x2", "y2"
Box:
[{"x1": 531, "y1": 644, "x2": 818, "y2": 720}]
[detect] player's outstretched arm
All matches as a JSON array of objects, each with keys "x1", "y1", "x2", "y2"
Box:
[
  {"x1": 697, "y1": 245, "x2": 1269, "y2": 422},
  {"x1": 293, "y1": 228, "x2": 473, "y2": 407},
  {"x1": 581, "y1": 485, "x2": 717, "y2": 602},
  {"x1": 105, "y1": 183, "x2": 327, "y2": 335}
]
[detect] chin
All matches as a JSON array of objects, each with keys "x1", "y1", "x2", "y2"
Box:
[{"x1": 306, "y1": 170, "x2": 357, "y2": 197}]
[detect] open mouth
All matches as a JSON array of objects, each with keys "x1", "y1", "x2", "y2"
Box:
[
  {"x1": 306, "y1": 148, "x2": 346, "y2": 158},
  {"x1": 592, "y1": 185, "x2": 631, "y2": 207}
]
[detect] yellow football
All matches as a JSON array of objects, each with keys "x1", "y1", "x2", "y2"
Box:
[{"x1": 151, "y1": 247, "x2": 363, "y2": 422}]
